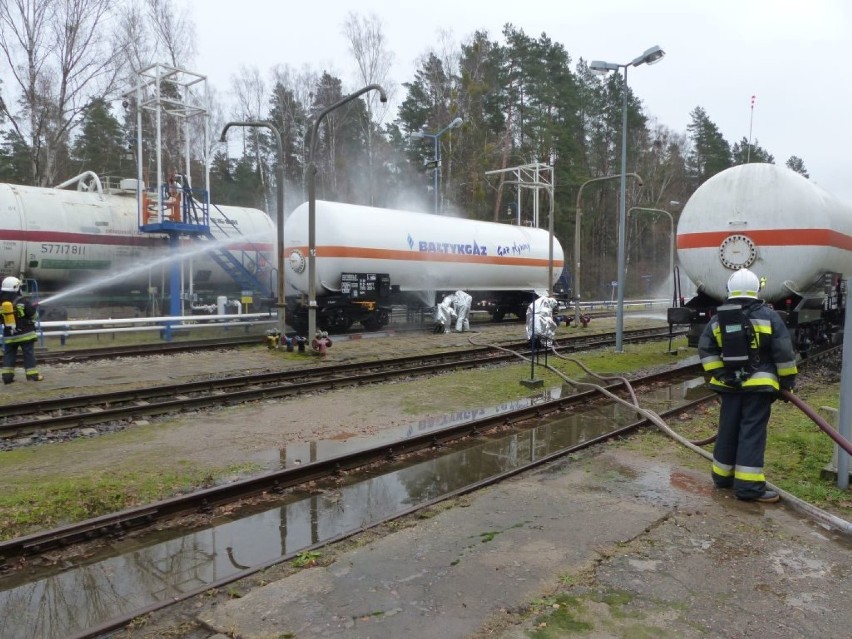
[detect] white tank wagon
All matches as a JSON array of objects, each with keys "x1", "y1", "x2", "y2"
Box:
[
  {"x1": 671, "y1": 163, "x2": 852, "y2": 351},
  {"x1": 284, "y1": 200, "x2": 565, "y2": 331},
  {"x1": 0, "y1": 181, "x2": 275, "y2": 317}
]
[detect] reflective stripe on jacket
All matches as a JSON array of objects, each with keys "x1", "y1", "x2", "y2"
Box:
[{"x1": 697, "y1": 299, "x2": 798, "y2": 393}]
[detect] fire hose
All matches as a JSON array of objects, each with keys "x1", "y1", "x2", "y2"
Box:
[
  {"x1": 472, "y1": 335, "x2": 852, "y2": 536},
  {"x1": 783, "y1": 389, "x2": 852, "y2": 455}
]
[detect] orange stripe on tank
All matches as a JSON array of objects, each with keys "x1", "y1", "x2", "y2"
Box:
[
  {"x1": 291, "y1": 245, "x2": 564, "y2": 268},
  {"x1": 677, "y1": 228, "x2": 852, "y2": 250}
]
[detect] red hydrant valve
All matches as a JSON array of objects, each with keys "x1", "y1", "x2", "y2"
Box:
[{"x1": 311, "y1": 331, "x2": 332, "y2": 355}]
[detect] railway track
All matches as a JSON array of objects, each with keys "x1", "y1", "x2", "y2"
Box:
[
  {"x1": 31, "y1": 309, "x2": 625, "y2": 364},
  {"x1": 2, "y1": 326, "x2": 681, "y2": 439},
  {"x1": 0, "y1": 366, "x2": 703, "y2": 639},
  {"x1": 2, "y1": 344, "x2": 840, "y2": 639}
]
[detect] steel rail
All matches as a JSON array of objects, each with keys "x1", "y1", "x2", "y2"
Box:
[
  {"x1": 59, "y1": 383, "x2": 712, "y2": 639},
  {"x1": 1, "y1": 327, "x2": 682, "y2": 437},
  {"x1": 0, "y1": 362, "x2": 702, "y2": 563}
]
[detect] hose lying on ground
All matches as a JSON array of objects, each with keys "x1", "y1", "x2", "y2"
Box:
[{"x1": 470, "y1": 335, "x2": 852, "y2": 536}]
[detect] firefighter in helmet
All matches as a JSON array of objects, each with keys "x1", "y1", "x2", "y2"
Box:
[
  {"x1": 1, "y1": 276, "x2": 43, "y2": 383},
  {"x1": 697, "y1": 268, "x2": 797, "y2": 503}
]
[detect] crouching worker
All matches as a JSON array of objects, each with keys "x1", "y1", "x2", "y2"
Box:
[
  {"x1": 525, "y1": 296, "x2": 559, "y2": 348},
  {"x1": 697, "y1": 268, "x2": 797, "y2": 503},
  {"x1": 1, "y1": 276, "x2": 43, "y2": 383},
  {"x1": 433, "y1": 294, "x2": 457, "y2": 334}
]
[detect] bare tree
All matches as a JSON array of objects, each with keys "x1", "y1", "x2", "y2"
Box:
[
  {"x1": 342, "y1": 11, "x2": 394, "y2": 204},
  {"x1": 0, "y1": 0, "x2": 125, "y2": 185},
  {"x1": 231, "y1": 64, "x2": 266, "y2": 121},
  {"x1": 112, "y1": 0, "x2": 202, "y2": 187},
  {"x1": 270, "y1": 63, "x2": 319, "y2": 118},
  {"x1": 269, "y1": 63, "x2": 316, "y2": 205},
  {"x1": 229, "y1": 64, "x2": 272, "y2": 211},
  {"x1": 143, "y1": 0, "x2": 195, "y2": 68}
]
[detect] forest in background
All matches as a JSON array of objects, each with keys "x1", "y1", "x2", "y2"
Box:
[{"x1": 0, "y1": 0, "x2": 810, "y2": 299}]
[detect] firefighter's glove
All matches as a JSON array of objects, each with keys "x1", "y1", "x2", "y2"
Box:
[{"x1": 779, "y1": 386, "x2": 795, "y2": 403}]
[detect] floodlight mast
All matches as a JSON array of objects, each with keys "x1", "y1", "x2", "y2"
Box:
[{"x1": 588, "y1": 46, "x2": 665, "y2": 351}]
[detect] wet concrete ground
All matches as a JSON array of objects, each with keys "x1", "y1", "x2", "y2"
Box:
[
  {"x1": 199, "y1": 446, "x2": 852, "y2": 639},
  {"x1": 5, "y1": 320, "x2": 849, "y2": 637}
]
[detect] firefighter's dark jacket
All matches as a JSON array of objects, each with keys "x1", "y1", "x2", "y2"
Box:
[
  {"x1": 697, "y1": 299, "x2": 798, "y2": 393},
  {"x1": 0, "y1": 291, "x2": 39, "y2": 344}
]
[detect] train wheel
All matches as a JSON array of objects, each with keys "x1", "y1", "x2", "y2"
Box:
[{"x1": 362, "y1": 309, "x2": 389, "y2": 332}]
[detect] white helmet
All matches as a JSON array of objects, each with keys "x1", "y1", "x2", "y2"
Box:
[
  {"x1": 1, "y1": 276, "x2": 21, "y2": 293},
  {"x1": 726, "y1": 268, "x2": 760, "y2": 300}
]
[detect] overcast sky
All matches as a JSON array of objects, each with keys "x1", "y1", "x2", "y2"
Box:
[{"x1": 189, "y1": 0, "x2": 852, "y2": 202}]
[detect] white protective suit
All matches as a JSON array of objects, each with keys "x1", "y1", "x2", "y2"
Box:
[
  {"x1": 434, "y1": 295, "x2": 457, "y2": 333},
  {"x1": 525, "y1": 296, "x2": 559, "y2": 346},
  {"x1": 452, "y1": 290, "x2": 473, "y2": 332}
]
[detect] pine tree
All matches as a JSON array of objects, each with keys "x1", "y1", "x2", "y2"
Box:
[
  {"x1": 786, "y1": 155, "x2": 810, "y2": 178},
  {"x1": 686, "y1": 106, "x2": 732, "y2": 185},
  {"x1": 70, "y1": 99, "x2": 127, "y2": 177}
]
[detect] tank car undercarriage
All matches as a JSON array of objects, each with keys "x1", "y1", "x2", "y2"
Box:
[
  {"x1": 669, "y1": 284, "x2": 846, "y2": 358},
  {"x1": 286, "y1": 286, "x2": 539, "y2": 334}
]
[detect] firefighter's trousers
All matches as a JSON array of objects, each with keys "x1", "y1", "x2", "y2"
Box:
[
  {"x1": 2, "y1": 337, "x2": 39, "y2": 382},
  {"x1": 711, "y1": 392, "x2": 775, "y2": 500}
]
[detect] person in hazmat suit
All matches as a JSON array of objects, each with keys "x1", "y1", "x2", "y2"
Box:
[
  {"x1": 697, "y1": 268, "x2": 798, "y2": 503},
  {"x1": 433, "y1": 294, "x2": 457, "y2": 333},
  {"x1": 452, "y1": 290, "x2": 473, "y2": 332},
  {"x1": 1, "y1": 276, "x2": 43, "y2": 383},
  {"x1": 525, "y1": 295, "x2": 559, "y2": 348}
]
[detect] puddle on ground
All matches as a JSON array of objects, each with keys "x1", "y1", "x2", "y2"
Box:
[
  {"x1": 0, "y1": 375, "x2": 711, "y2": 639},
  {"x1": 259, "y1": 375, "x2": 710, "y2": 469}
]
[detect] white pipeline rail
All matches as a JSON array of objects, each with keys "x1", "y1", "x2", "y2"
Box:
[{"x1": 33, "y1": 312, "x2": 278, "y2": 343}]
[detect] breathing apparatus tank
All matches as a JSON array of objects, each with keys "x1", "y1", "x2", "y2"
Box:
[
  {"x1": 1, "y1": 300, "x2": 15, "y2": 337},
  {"x1": 716, "y1": 304, "x2": 753, "y2": 371},
  {"x1": 716, "y1": 268, "x2": 762, "y2": 385}
]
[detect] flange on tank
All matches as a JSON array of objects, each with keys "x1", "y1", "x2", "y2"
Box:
[{"x1": 676, "y1": 163, "x2": 852, "y2": 304}]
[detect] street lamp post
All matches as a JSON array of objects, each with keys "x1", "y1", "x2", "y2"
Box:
[
  {"x1": 307, "y1": 84, "x2": 387, "y2": 343},
  {"x1": 411, "y1": 116, "x2": 463, "y2": 214},
  {"x1": 220, "y1": 121, "x2": 286, "y2": 342},
  {"x1": 591, "y1": 45, "x2": 665, "y2": 352},
  {"x1": 573, "y1": 173, "x2": 643, "y2": 327},
  {"x1": 627, "y1": 206, "x2": 675, "y2": 288}
]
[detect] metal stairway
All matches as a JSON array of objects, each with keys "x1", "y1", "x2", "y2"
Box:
[{"x1": 198, "y1": 204, "x2": 272, "y2": 298}]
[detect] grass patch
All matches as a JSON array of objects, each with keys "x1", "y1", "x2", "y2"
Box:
[
  {"x1": 0, "y1": 462, "x2": 257, "y2": 541},
  {"x1": 527, "y1": 594, "x2": 593, "y2": 637},
  {"x1": 292, "y1": 550, "x2": 321, "y2": 568},
  {"x1": 399, "y1": 337, "x2": 692, "y2": 415},
  {"x1": 479, "y1": 530, "x2": 499, "y2": 543},
  {"x1": 526, "y1": 589, "x2": 672, "y2": 639},
  {"x1": 619, "y1": 365, "x2": 852, "y2": 518}
]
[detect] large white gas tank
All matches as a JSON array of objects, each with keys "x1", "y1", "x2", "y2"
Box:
[
  {"x1": 284, "y1": 201, "x2": 564, "y2": 295},
  {"x1": 0, "y1": 182, "x2": 274, "y2": 292},
  {"x1": 676, "y1": 163, "x2": 852, "y2": 303}
]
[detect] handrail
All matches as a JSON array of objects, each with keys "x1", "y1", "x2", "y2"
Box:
[
  {"x1": 38, "y1": 312, "x2": 272, "y2": 329},
  {"x1": 53, "y1": 171, "x2": 104, "y2": 199}
]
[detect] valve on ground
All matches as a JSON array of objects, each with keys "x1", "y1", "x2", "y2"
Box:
[
  {"x1": 265, "y1": 328, "x2": 281, "y2": 350},
  {"x1": 311, "y1": 331, "x2": 332, "y2": 355}
]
